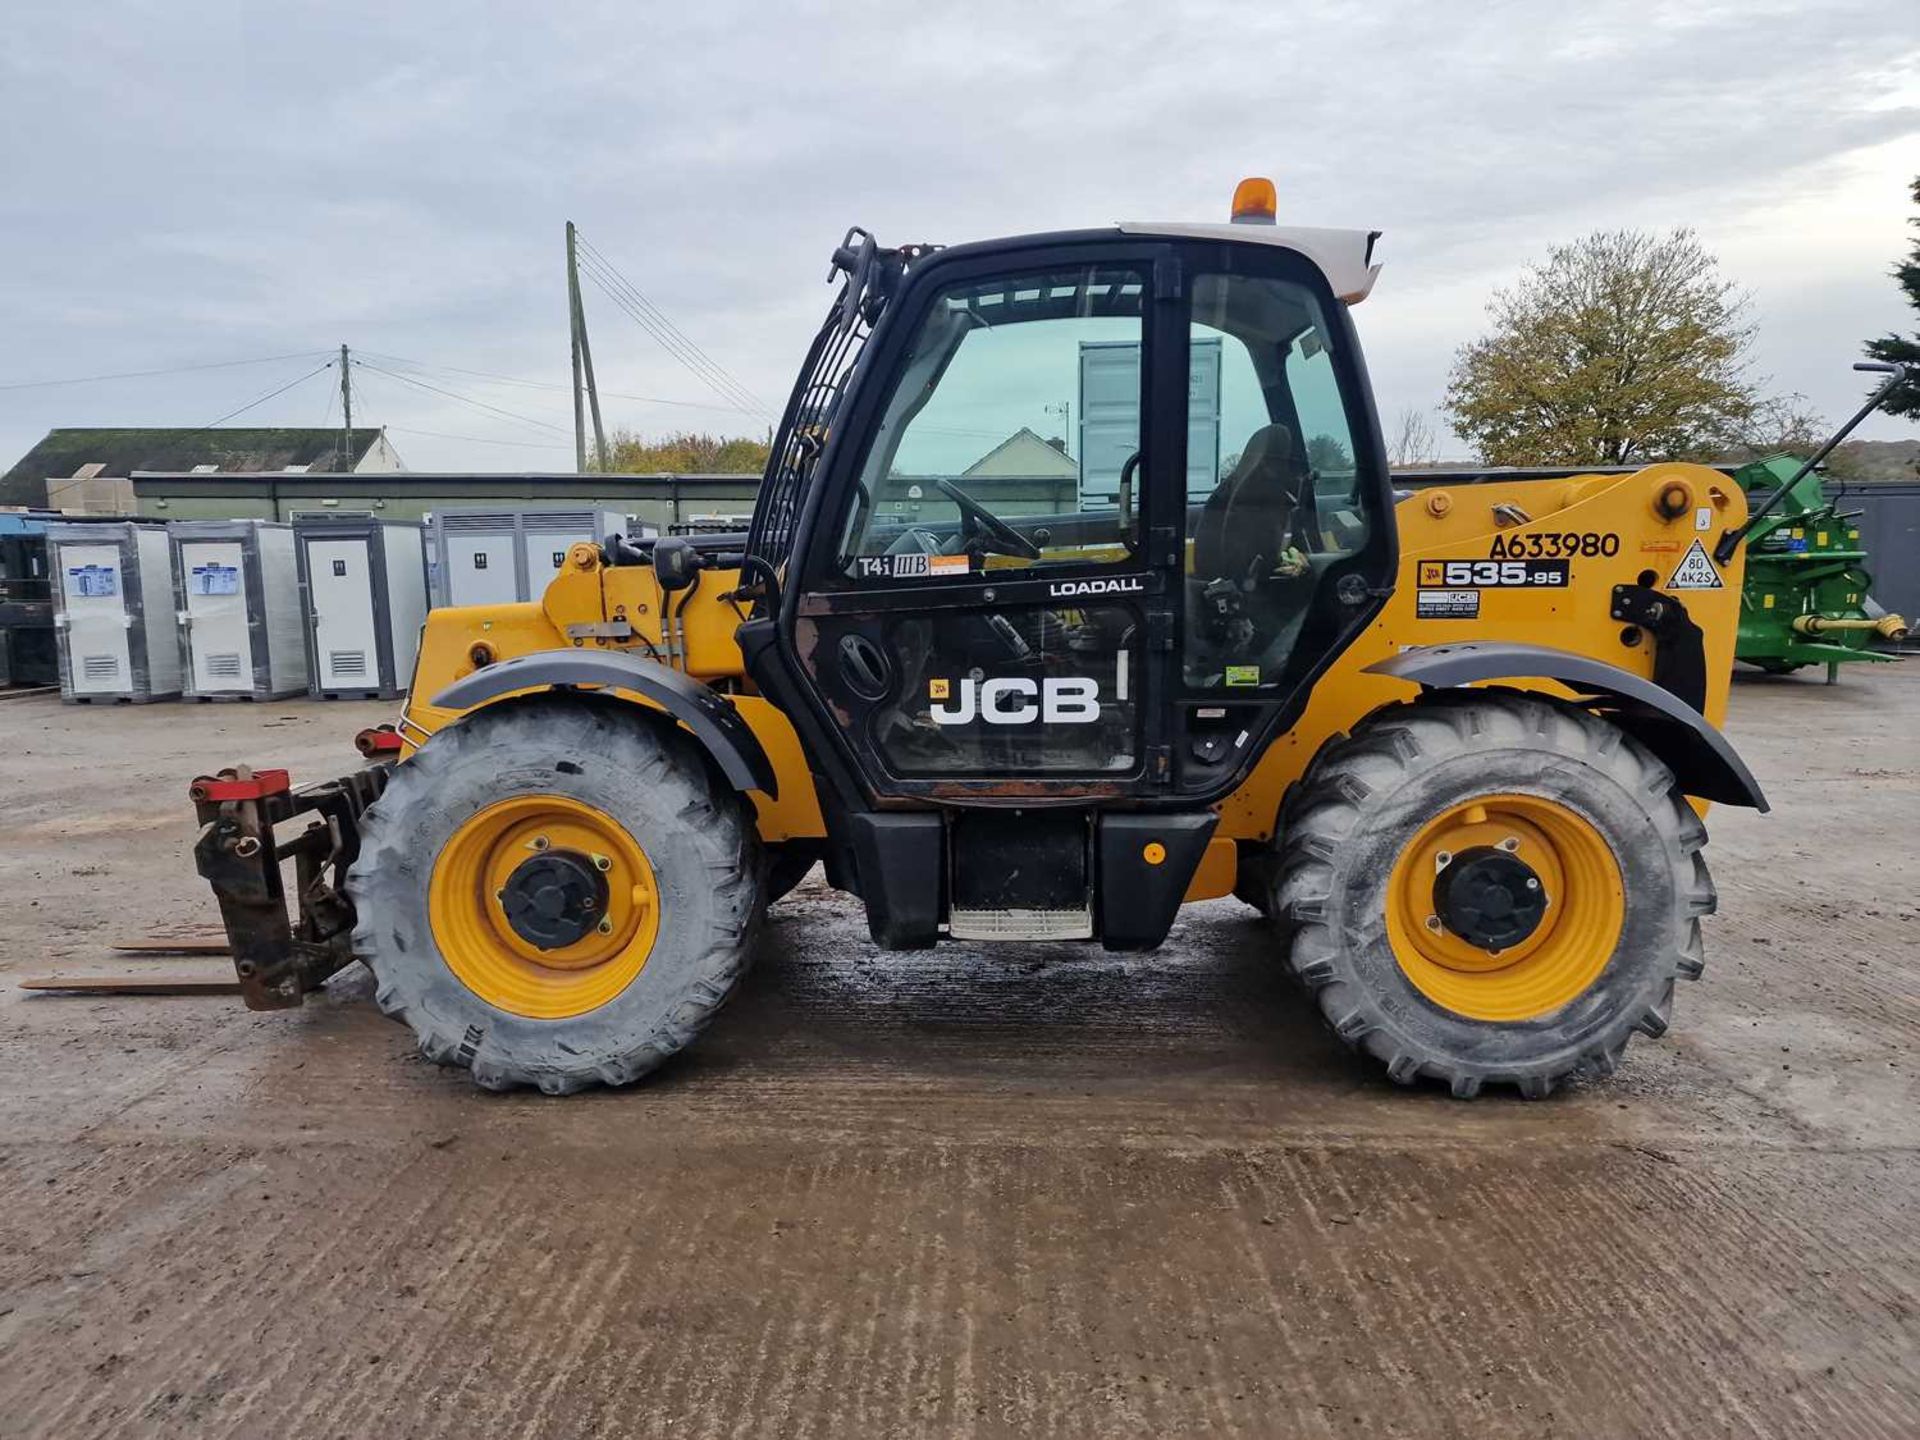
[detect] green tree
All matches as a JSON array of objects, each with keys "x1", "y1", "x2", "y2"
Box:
[
  {"x1": 1444, "y1": 229, "x2": 1767, "y2": 465},
  {"x1": 595, "y1": 429, "x2": 770, "y2": 473},
  {"x1": 1306, "y1": 433, "x2": 1353, "y2": 473},
  {"x1": 1863, "y1": 175, "x2": 1920, "y2": 419}
]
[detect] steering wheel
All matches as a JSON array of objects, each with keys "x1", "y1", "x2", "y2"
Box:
[{"x1": 935, "y1": 478, "x2": 1041, "y2": 561}]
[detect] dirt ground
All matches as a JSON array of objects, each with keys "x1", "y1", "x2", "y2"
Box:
[{"x1": 0, "y1": 667, "x2": 1916, "y2": 1439}]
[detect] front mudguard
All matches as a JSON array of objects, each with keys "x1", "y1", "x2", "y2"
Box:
[{"x1": 431, "y1": 650, "x2": 778, "y2": 797}]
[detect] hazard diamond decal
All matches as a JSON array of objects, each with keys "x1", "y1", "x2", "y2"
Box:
[{"x1": 1666, "y1": 539, "x2": 1724, "y2": 590}]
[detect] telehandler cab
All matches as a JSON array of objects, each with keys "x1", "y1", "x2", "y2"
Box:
[{"x1": 192, "y1": 179, "x2": 1775, "y2": 1097}]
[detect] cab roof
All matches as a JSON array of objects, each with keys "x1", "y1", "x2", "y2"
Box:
[{"x1": 1117, "y1": 222, "x2": 1383, "y2": 305}]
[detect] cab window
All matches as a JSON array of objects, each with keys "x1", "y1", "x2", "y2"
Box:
[
  {"x1": 839, "y1": 265, "x2": 1146, "y2": 577},
  {"x1": 1184, "y1": 271, "x2": 1368, "y2": 688}
]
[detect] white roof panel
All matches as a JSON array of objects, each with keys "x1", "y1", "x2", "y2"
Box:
[{"x1": 1115, "y1": 222, "x2": 1382, "y2": 304}]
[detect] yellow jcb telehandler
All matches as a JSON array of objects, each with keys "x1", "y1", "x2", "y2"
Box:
[{"x1": 192, "y1": 179, "x2": 1789, "y2": 1097}]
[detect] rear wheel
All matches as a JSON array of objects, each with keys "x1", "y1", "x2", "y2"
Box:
[
  {"x1": 1268, "y1": 689, "x2": 1714, "y2": 1098},
  {"x1": 348, "y1": 696, "x2": 761, "y2": 1093}
]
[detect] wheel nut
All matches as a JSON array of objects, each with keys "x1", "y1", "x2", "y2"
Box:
[
  {"x1": 1424, "y1": 915, "x2": 1442, "y2": 933},
  {"x1": 1525, "y1": 878, "x2": 1540, "y2": 891},
  {"x1": 591, "y1": 853, "x2": 612, "y2": 872},
  {"x1": 597, "y1": 917, "x2": 614, "y2": 935},
  {"x1": 1499, "y1": 837, "x2": 1520, "y2": 852},
  {"x1": 530, "y1": 836, "x2": 550, "y2": 851},
  {"x1": 1434, "y1": 850, "x2": 1453, "y2": 870}
]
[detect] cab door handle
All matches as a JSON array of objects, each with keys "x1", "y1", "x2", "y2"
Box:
[{"x1": 837, "y1": 633, "x2": 892, "y2": 701}]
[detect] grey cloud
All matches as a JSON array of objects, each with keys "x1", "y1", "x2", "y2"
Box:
[{"x1": 0, "y1": 0, "x2": 1914, "y2": 471}]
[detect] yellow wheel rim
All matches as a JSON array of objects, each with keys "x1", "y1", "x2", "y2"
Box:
[
  {"x1": 1384, "y1": 793, "x2": 1624, "y2": 1022},
  {"x1": 428, "y1": 794, "x2": 661, "y2": 1020}
]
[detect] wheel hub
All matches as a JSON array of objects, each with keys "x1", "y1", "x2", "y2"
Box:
[
  {"x1": 498, "y1": 851, "x2": 609, "y2": 951},
  {"x1": 1385, "y1": 794, "x2": 1625, "y2": 1023},
  {"x1": 429, "y1": 794, "x2": 662, "y2": 1019},
  {"x1": 1433, "y1": 846, "x2": 1546, "y2": 951}
]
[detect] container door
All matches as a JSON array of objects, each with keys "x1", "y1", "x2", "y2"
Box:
[
  {"x1": 524, "y1": 527, "x2": 590, "y2": 595},
  {"x1": 180, "y1": 539, "x2": 253, "y2": 693},
  {"x1": 59, "y1": 543, "x2": 133, "y2": 694},
  {"x1": 446, "y1": 532, "x2": 520, "y2": 606},
  {"x1": 307, "y1": 537, "x2": 379, "y2": 689}
]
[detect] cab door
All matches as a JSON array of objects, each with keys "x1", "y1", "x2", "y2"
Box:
[
  {"x1": 1167, "y1": 242, "x2": 1397, "y2": 797},
  {"x1": 788, "y1": 242, "x2": 1187, "y2": 800}
]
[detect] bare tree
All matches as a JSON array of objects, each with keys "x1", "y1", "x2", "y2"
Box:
[{"x1": 1389, "y1": 408, "x2": 1439, "y2": 467}]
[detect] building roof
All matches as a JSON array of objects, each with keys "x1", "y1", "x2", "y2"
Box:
[
  {"x1": 962, "y1": 427, "x2": 1078, "y2": 479},
  {"x1": 2, "y1": 427, "x2": 388, "y2": 506}
]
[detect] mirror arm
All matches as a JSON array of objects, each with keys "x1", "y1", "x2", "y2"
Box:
[{"x1": 1715, "y1": 362, "x2": 1909, "y2": 563}]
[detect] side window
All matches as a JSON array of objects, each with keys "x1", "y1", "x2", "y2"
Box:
[
  {"x1": 839, "y1": 266, "x2": 1146, "y2": 577},
  {"x1": 1185, "y1": 271, "x2": 1368, "y2": 689}
]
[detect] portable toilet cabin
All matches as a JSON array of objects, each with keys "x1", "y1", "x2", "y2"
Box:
[
  {"x1": 0, "y1": 513, "x2": 58, "y2": 688},
  {"x1": 46, "y1": 521, "x2": 182, "y2": 703},
  {"x1": 430, "y1": 507, "x2": 629, "y2": 607},
  {"x1": 522, "y1": 508, "x2": 630, "y2": 598},
  {"x1": 293, "y1": 518, "x2": 429, "y2": 699},
  {"x1": 168, "y1": 520, "x2": 309, "y2": 701}
]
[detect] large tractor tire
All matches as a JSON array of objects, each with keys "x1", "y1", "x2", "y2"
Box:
[
  {"x1": 1267, "y1": 689, "x2": 1714, "y2": 1098},
  {"x1": 347, "y1": 696, "x2": 762, "y2": 1094}
]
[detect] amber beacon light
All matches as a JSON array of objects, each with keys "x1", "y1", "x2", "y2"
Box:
[{"x1": 1230, "y1": 176, "x2": 1277, "y2": 224}]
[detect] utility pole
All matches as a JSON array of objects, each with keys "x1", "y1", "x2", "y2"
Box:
[
  {"x1": 566, "y1": 222, "x2": 609, "y2": 472},
  {"x1": 339, "y1": 343, "x2": 353, "y2": 471}
]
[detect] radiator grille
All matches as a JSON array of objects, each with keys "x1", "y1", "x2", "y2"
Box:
[
  {"x1": 328, "y1": 650, "x2": 368, "y2": 678},
  {"x1": 206, "y1": 652, "x2": 243, "y2": 679},
  {"x1": 81, "y1": 654, "x2": 120, "y2": 681}
]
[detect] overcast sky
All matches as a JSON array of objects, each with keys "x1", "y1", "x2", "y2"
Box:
[{"x1": 1, "y1": 0, "x2": 1915, "y2": 476}]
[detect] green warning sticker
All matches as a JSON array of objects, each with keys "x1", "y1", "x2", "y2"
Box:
[{"x1": 1224, "y1": 665, "x2": 1261, "y2": 687}]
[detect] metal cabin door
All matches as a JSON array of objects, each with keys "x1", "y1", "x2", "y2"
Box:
[
  {"x1": 179, "y1": 538, "x2": 253, "y2": 694},
  {"x1": 524, "y1": 531, "x2": 579, "y2": 596},
  {"x1": 306, "y1": 536, "x2": 380, "y2": 690},
  {"x1": 792, "y1": 248, "x2": 1182, "y2": 800},
  {"x1": 58, "y1": 541, "x2": 134, "y2": 695},
  {"x1": 444, "y1": 518, "x2": 520, "y2": 606}
]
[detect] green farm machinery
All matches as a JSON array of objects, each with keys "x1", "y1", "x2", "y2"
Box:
[{"x1": 1732, "y1": 453, "x2": 1908, "y2": 681}]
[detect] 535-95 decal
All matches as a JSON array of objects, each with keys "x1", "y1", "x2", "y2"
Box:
[{"x1": 1417, "y1": 558, "x2": 1570, "y2": 588}]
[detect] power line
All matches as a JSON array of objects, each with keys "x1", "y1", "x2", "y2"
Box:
[
  {"x1": 356, "y1": 349, "x2": 755, "y2": 416},
  {"x1": 385, "y1": 425, "x2": 574, "y2": 451},
  {"x1": 571, "y1": 233, "x2": 769, "y2": 415},
  {"x1": 572, "y1": 232, "x2": 759, "y2": 405},
  {"x1": 0, "y1": 349, "x2": 331, "y2": 393},
  {"x1": 574, "y1": 250, "x2": 766, "y2": 416},
  {"x1": 351, "y1": 359, "x2": 571, "y2": 436},
  {"x1": 176, "y1": 360, "x2": 337, "y2": 439},
  {"x1": 353, "y1": 369, "x2": 593, "y2": 454}
]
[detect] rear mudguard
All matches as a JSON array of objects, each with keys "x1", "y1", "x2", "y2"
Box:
[
  {"x1": 431, "y1": 649, "x2": 778, "y2": 797},
  {"x1": 1365, "y1": 642, "x2": 1767, "y2": 811}
]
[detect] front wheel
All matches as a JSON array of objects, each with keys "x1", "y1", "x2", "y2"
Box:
[
  {"x1": 1268, "y1": 690, "x2": 1715, "y2": 1098},
  {"x1": 347, "y1": 696, "x2": 762, "y2": 1094}
]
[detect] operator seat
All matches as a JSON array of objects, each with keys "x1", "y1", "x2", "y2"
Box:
[{"x1": 1192, "y1": 422, "x2": 1305, "y2": 588}]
